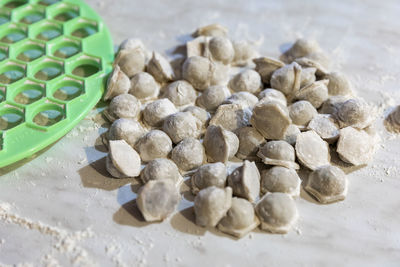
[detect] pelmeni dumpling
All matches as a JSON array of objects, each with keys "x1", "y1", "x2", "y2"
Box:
[
  {"x1": 337, "y1": 98, "x2": 371, "y2": 129},
  {"x1": 196, "y1": 85, "x2": 231, "y2": 111},
  {"x1": 193, "y1": 23, "x2": 228, "y2": 38},
  {"x1": 171, "y1": 138, "x2": 205, "y2": 171},
  {"x1": 163, "y1": 112, "x2": 202, "y2": 144},
  {"x1": 146, "y1": 52, "x2": 175, "y2": 83},
  {"x1": 294, "y1": 80, "x2": 329, "y2": 108},
  {"x1": 236, "y1": 127, "x2": 265, "y2": 160},
  {"x1": 227, "y1": 160, "x2": 260, "y2": 203},
  {"x1": 261, "y1": 166, "x2": 301, "y2": 197},
  {"x1": 295, "y1": 130, "x2": 330, "y2": 170},
  {"x1": 283, "y1": 124, "x2": 301, "y2": 145},
  {"x1": 108, "y1": 140, "x2": 141, "y2": 177},
  {"x1": 336, "y1": 127, "x2": 376, "y2": 166},
  {"x1": 183, "y1": 106, "x2": 210, "y2": 133},
  {"x1": 209, "y1": 103, "x2": 251, "y2": 132},
  {"x1": 232, "y1": 40, "x2": 258, "y2": 66},
  {"x1": 384, "y1": 105, "x2": 400, "y2": 133},
  {"x1": 300, "y1": 67, "x2": 316, "y2": 88},
  {"x1": 203, "y1": 125, "x2": 239, "y2": 163},
  {"x1": 194, "y1": 186, "x2": 232, "y2": 227},
  {"x1": 129, "y1": 72, "x2": 159, "y2": 99},
  {"x1": 191, "y1": 162, "x2": 227, "y2": 194},
  {"x1": 140, "y1": 158, "x2": 183, "y2": 187},
  {"x1": 142, "y1": 98, "x2": 177, "y2": 127},
  {"x1": 280, "y1": 38, "x2": 321, "y2": 63},
  {"x1": 251, "y1": 101, "x2": 292, "y2": 140},
  {"x1": 105, "y1": 94, "x2": 141, "y2": 122},
  {"x1": 288, "y1": 100, "x2": 318, "y2": 129},
  {"x1": 207, "y1": 36, "x2": 235, "y2": 64},
  {"x1": 228, "y1": 69, "x2": 262, "y2": 94},
  {"x1": 136, "y1": 130, "x2": 172, "y2": 162},
  {"x1": 255, "y1": 192, "x2": 298, "y2": 234},
  {"x1": 253, "y1": 57, "x2": 285, "y2": 83},
  {"x1": 270, "y1": 62, "x2": 302, "y2": 97},
  {"x1": 217, "y1": 197, "x2": 260, "y2": 238},
  {"x1": 108, "y1": 118, "x2": 146, "y2": 148},
  {"x1": 137, "y1": 180, "x2": 180, "y2": 222},
  {"x1": 257, "y1": 141, "x2": 299, "y2": 170},
  {"x1": 163, "y1": 80, "x2": 197, "y2": 106},
  {"x1": 305, "y1": 165, "x2": 348, "y2": 204},
  {"x1": 319, "y1": 95, "x2": 350, "y2": 116},
  {"x1": 114, "y1": 47, "x2": 146, "y2": 78},
  {"x1": 223, "y1": 92, "x2": 259, "y2": 109},
  {"x1": 104, "y1": 65, "x2": 130, "y2": 101},
  {"x1": 324, "y1": 72, "x2": 352, "y2": 96},
  {"x1": 307, "y1": 114, "x2": 340, "y2": 144},
  {"x1": 258, "y1": 88, "x2": 287, "y2": 106}
]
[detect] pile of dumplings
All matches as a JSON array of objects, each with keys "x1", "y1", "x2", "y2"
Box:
[{"x1": 102, "y1": 24, "x2": 379, "y2": 238}]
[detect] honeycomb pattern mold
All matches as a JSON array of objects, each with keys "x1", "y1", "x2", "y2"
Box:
[{"x1": 0, "y1": 0, "x2": 114, "y2": 167}]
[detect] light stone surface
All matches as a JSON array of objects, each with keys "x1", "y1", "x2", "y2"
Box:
[{"x1": 1, "y1": 0, "x2": 400, "y2": 266}]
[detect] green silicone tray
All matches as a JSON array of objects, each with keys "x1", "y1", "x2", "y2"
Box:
[{"x1": 0, "y1": 0, "x2": 114, "y2": 168}]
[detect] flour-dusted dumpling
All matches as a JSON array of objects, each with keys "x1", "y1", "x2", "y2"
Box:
[
  {"x1": 129, "y1": 72, "x2": 159, "y2": 99},
  {"x1": 171, "y1": 138, "x2": 205, "y2": 171},
  {"x1": 258, "y1": 88, "x2": 287, "y2": 107},
  {"x1": 307, "y1": 114, "x2": 340, "y2": 144},
  {"x1": 324, "y1": 72, "x2": 352, "y2": 96},
  {"x1": 283, "y1": 124, "x2": 301, "y2": 145},
  {"x1": 255, "y1": 192, "x2": 298, "y2": 234},
  {"x1": 183, "y1": 106, "x2": 210, "y2": 132},
  {"x1": 207, "y1": 36, "x2": 235, "y2": 64},
  {"x1": 182, "y1": 56, "x2": 227, "y2": 91},
  {"x1": 191, "y1": 162, "x2": 227, "y2": 194},
  {"x1": 137, "y1": 180, "x2": 180, "y2": 222},
  {"x1": 119, "y1": 38, "x2": 145, "y2": 51},
  {"x1": 193, "y1": 23, "x2": 228, "y2": 38},
  {"x1": 261, "y1": 166, "x2": 301, "y2": 197},
  {"x1": 257, "y1": 141, "x2": 299, "y2": 170},
  {"x1": 227, "y1": 160, "x2": 261, "y2": 203},
  {"x1": 209, "y1": 103, "x2": 251, "y2": 132},
  {"x1": 142, "y1": 98, "x2": 177, "y2": 127},
  {"x1": 147, "y1": 52, "x2": 175, "y2": 83},
  {"x1": 108, "y1": 140, "x2": 141, "y2": 177},
  {"x1": 232, "y1": 40, "x2": 258, "y2": 66},
  {"x1": 319, "y1": 95, "x2": 350, "y2": 116},
  {"x1": 163, "y1": 80, "x2": 197, "y2": 106},
  {"x1": 300, "y1": 67, "x2": 316, "y2": 88},
  {"x1": 236, "y1": 127, "x2": 265, "y2": 160},
  {"x1": 270, "y1": 62, "x2": 302, "y2": 97},
  {"x1": 104, "y1": 65, "x2": 130, "y2": 101},
  {"x1": 140, "y1": 158, "x2": 183, "y2": 187},
  {"x1": 280, "y1": 38, "x2": 320, "y2": 63},
  {"x1": 294, "y1": 56, "x2": 328, "y2": 77},
  {"x1": 228, "y1": 69, "x2": 262, "y2": 94},
  {"x1": 114, "y1": 47, "x2": 146, "y2": 78},
  {"x1": 203, "y1": 125, "x2": 239, "y2": 163},
  {"x1": 106, "y1": 154, "x2": 126, "y2": 178},
  {"x1": 105, "y1": 94, "x2": 141, "y2": 122},
  {"x1": 108, "y1": 118, "x2": 146, "y2": 148},
  {"x1": 384, "y1": 105, "x2": 400, "y2": 133},
  {"x1": 337, "y1": 98, "x2": 371, "y2": 129},
  {"x1": 288, "y1": 100, "x2": 318, "y2": 129},
  {"x1": 136, "y1": 130, "x2": 172, "y2": 162},
  {"x1": 217, "y1": 197, "x2": 260, "y2": 238},
  {"x1": 253, "y1": 57, "x2": 285, "y2": 83},
  {"x1": 163, "y1": 112, "x2": 202, "y2": 144},
  {"x1": 336, "y1": 127, "x2": 376, "y2": 166},
  {"x1": 196, "y1": 85, "x2": 231, "y2": 111},
  {"x1": 251, "y1": 101, "x2": 292, "y2": 140},
  {"x1": 194, "y1": 186, "x2": 232, "y2": 227},
  {"x1": 305, "y1": 165, "x2": 348, "y2": 204},
  {"x1": 295, "y1": 130, "x2": 330, "y2": 170},
  {"x1": 223, "y1": 92, "x2": 259, "y2": 109},
  {"x1": 294, "y1": 80, "x2": 329, "y2": 108},
  {"x1": 186, "y1": 36, "x2": 206, "y2": 58}
]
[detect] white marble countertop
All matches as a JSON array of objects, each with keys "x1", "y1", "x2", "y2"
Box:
[{"x1": 1, "y1": 0, "x2": 400, "y2": 266}]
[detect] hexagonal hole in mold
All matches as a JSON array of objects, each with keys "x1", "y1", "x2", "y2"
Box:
[
  {"x1": 0, "y1": 24, "x2": 28, "y2": 44},
  {"x1": 0, "y1": 87, "x2": 5, "y2": 103},
  {"x1": 32, "y1": 103, "x2": 64, "y2": 127},
  {"x1": 68, "y1": 54, "x2": 101, "y2": 78},
  {"x1": 16, "y1": 5, "x2": 46, "y2": 25},
  {"x1": 0, "y1": 107, "x2": 24, "y2": 131},
  {"x1": 14, "y1": 39, "x2": 45, "y2": 62},
  {"x1": 49, "y1": 3, "x2": 80, "y2": 22},
  {"x1": 0, "y1": 9, "x2": 11, "y2": 26},
  {"x1": 31, "y1": 57, "x2": 63, "y2": 81},
  {"x1": 51, "y1": 76, "x2": 84, "y2": 101},
  {"x1": 30, "y1": 20, "x2": 62, "y2": 42},
  {"x1": 37, "y1": 0, "x2": 61, "y2": 6},
  {"x1": 0, "y1": 62, "x2": 26, "y2": 84},
  {"x1": 12, "y1": 81, "x2": 45, "y2": 105},
  {"x1": 2, "y1": 0, "x2": 28, "y2": 9},
  {"x1": 50, "y1": 37, "x2": 80, "y2": 59},
  {"x1": 69, "y1": 19, "x2": 98, "y2": 39}
]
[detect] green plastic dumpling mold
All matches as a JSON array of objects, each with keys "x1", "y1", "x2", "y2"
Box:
[{"x1": 0, "y1": 0, "x2": 114, "y2": 168}]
